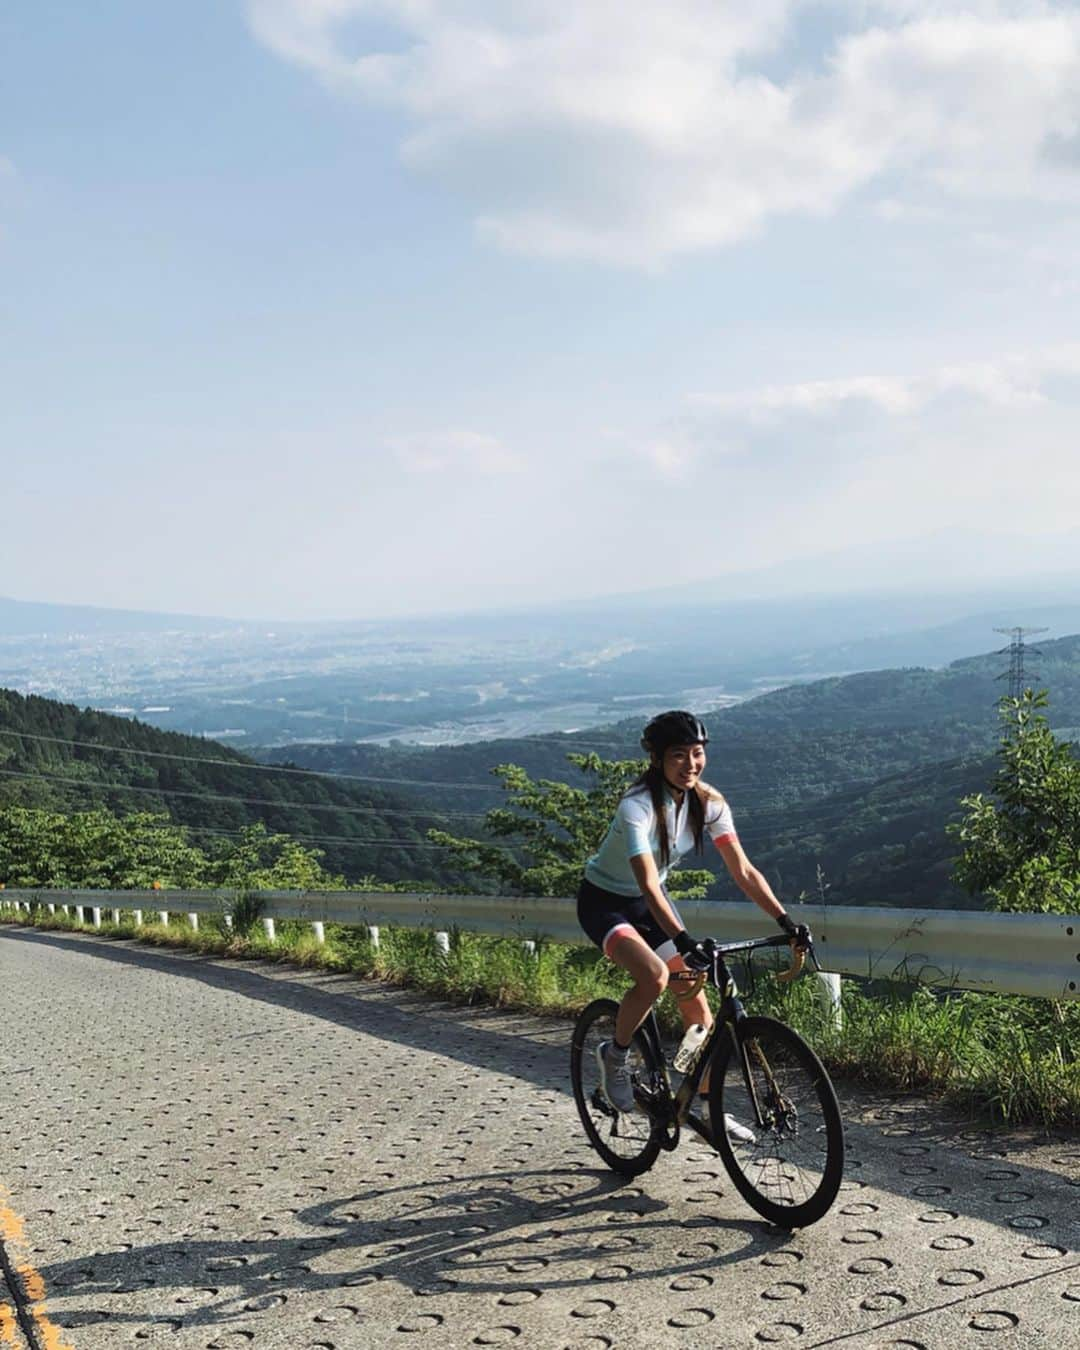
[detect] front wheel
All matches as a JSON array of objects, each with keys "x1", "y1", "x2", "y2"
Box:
[
  {"x1": 709, "y1": 1015, "x2": 844, "y2": 1227},
  {"x1": 570, "y1": 998, "x2": 662, "y2": 1177}
]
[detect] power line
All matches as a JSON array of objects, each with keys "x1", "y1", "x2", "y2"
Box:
[
  {"x1": 0, "y1": 767, "x2": 489, "y2": 822},
  {"x1": 0, "y1": 751, "x2": 979, "y2": 857},
  {"x1": 0, "y1": 751, "x2": 920, "y2": 827},
  {"x1": 0, "y1": 730, "x2": 503, "y2": 794},
  {"x1": 0, "y1": 768, "x2": 515, "y2": 853},
  {"x1": 0, "y1": 727, "x2": 914, "y2": 802},
  {"x1": 0, "y1": 749, "x2": 984, "y2": 873},
  {"x1": 189, "y1": 825, "x2": 515, "y2": 855}
]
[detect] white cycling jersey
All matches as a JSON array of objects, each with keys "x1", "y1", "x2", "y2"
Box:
[{"x1": 583, "y1": 782, "x2": 736, "y2": 897}]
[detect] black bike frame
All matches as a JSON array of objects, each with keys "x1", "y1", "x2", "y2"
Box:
[{"x1": 635, "y1": 933, "x2": 803, "y2": 1140}]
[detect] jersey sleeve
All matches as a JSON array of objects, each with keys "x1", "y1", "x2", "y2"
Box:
[
  {"x1": 617, "y1": 793, "x2": 655, "y2": 859},
  {"x1": 705, "y1": 797, "x2": 737, "y2": 845}
]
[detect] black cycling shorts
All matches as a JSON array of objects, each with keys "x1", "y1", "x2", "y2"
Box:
[{"x1": 576, "y1": 875, "x2": 683, "y2": 961}]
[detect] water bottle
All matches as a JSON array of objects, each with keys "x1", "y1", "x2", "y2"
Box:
[{"x1": 673, "y1": 1023, "x2": 708, "y2": 1072}]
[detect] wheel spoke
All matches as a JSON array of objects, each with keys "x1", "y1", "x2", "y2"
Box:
[
  {"x1": 571, "y1": 999, "x2": 662, "y2": 1177},
  {"x1": 711, "y1": 1015, "x2": 843, "y2": 1226}
]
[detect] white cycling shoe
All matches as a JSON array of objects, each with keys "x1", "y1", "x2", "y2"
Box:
[
  {"x1": 723, "y1": 1112, "x2": 757, "y2": 1145},
  {"x1": 699, "y1": 1100, "x2": 757, "y2": 1145}
]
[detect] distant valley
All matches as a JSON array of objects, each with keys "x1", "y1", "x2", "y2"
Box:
[{"x1": 3, "y1": 583, "x2": 1079, "y2": 750}]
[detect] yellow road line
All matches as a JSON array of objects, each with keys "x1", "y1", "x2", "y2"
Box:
[
  {"x1": 0, "y1": 1210, "x2": 22, "y2": 1246},
  {"x1": 0, "y1": 1186, "x2": 73, "y2": 1350},
  {"x1": 0, "y1": 1302, "x2": 19, "y2": 1346}
]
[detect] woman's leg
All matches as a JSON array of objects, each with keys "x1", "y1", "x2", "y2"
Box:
[{"x1": 606, "y1": 931, "x2": 669, "y2": 1047}]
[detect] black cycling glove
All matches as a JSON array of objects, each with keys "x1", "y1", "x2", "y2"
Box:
[
  {"x1": 777, "y1": 913, "x2": 812, "y2": 950},
  {"x1": 674, "y1": 929, "x2": 712, "y2": 971}
]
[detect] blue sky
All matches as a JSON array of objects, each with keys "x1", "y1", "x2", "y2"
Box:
[{"x1": 3, "y1": 2, "x2": 1080, "y2": 619}]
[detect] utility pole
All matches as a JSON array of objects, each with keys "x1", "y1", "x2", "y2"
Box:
[{"x1": 993, "y1": 626, "x2": 1048, "y2": 701}]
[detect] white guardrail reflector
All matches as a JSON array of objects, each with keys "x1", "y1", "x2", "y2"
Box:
[{"x1": 2, "y1": 890, "x2": 1078, "y2": 1001}]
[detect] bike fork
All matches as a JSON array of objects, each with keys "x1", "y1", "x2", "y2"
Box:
[{"x1": 728, "y1": 1003, "x2": 773, "y2": 1132}]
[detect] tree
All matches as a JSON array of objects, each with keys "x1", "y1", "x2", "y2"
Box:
[
  {"x1": 427, "y1": 752, "x2": 716, "y2": 898},
  {"x1": 951, "y1": 691, "x2": 1080, "y2": 913},
  {"x1": 0, "y1": 807, "x2": 206, "y2": 888},
  {"x1": 0, "y1": 806, "x2": 344, "y2": 892},
  {"x1": 202, "y1": 823, "x2": 345, "y2": 890}
]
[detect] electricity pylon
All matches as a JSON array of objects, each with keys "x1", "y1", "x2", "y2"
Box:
[{"x1": 993, "y1": 626, "x2": 1048, "y2": 701}]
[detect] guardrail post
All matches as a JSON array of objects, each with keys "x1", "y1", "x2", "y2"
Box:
[
  {"x1": 133, "y1": 910, "x2": 143, "y2": 926},
  {"x1": 92, "y1": 907, "x2": 102, "y2": 928},
  {"x1": 435, "y1": 930, "x2": 450, "y2": 955},
  {"x1": 113, "y1": 908, "x2": 122, "y2": 924},
  {"x1": 311, "y1": 921, "x2": 325, "y2": 944},
  {"x1": 816, "y1": 972, "x2": 843, "y2": 1030},
  {"x1": 368, "y1": 925, "x2": 380, "y2": 949},
  {"x1": 47, "y1": 903, "x2": 55, "y2": 915},
  {"x1": 158, "y1": 910, "x2": 169, "y2": 926},
  {"x1": 223, "y1": 914, "x2": 233, "y2": 930},
  {"x1": 62, "y1": 904, "x2": 70, "y2": 917},
  {"x1": 262, "y1": 917, "x2": 276, "y2": 943},
  {"x1": 188, "y1": 913, "x2": 199, "y2": 932}
]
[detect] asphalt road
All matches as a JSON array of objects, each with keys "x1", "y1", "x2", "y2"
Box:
[{"x1": 0, "y1": 924, "x2": 1077, "y2": 1349}]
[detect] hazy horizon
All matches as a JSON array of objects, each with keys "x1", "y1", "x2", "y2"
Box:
[{"x1": 3, "y1": 524, "x2": 1079, "y2": 628}]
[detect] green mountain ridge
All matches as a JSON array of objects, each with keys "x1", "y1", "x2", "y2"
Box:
[{"x1": 0, "y1": 689, "x2": 465, "y2": 885}]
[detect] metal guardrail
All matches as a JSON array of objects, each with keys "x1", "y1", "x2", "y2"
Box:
[{"x1": 1, "y1": 888, "x2": 1078, "y2": 1001}]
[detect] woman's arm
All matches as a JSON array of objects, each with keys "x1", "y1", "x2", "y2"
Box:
[
  {"x1": 714, "y1": 835, "x2": 789, "y2": 924},
  {"x1": 628, "y1": 851, "x2": 687, "y2": 939}
]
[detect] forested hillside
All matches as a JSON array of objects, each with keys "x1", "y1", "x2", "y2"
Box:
[
  {"x1": 0, "y1": 689, "x2": 468, "y2": 885},
  {"x1": 269, "y1": 636, "x2": 1080, "y2": 907},
  {"x1": 718, "y1": 755, "x2": 995, "y2": 908}
]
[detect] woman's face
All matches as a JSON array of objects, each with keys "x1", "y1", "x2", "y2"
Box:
[{"x1": 661, "y1": 742, "x2": 707, "y2": 791}]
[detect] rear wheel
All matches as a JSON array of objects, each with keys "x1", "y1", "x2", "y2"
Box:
[
  {"x1": 709, "y1": 1015, "x2": 843, "y2": 1227},
  {"x1": 570, "y1": 998, "x2": 662, "y2": 1177}
]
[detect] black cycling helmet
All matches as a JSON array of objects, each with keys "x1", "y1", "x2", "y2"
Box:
[{"x1": 640, "y1": 710, "x2": 709, "y2": 755}]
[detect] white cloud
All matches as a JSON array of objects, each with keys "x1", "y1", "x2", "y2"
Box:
[
  {"x1": 693, "y1": 348, "x2": 1080, "y2": 423},
  {"x1": 388, "y1": 428, "x2": 523, "y2": 474},
  {"x1": 695, "y1": 375, "x2": 920, "y2": 419},
  {"x1": 623, "y1": 348, "x2": 1080, "y2": 569},
  {"x1": 248, "y1": 1, "x2": 1080, "y2": 264},
  {"x1": 651, "y1": 346, "x2": 1080, "y2": 545}
]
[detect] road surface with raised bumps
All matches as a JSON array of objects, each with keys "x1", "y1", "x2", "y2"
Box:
[{"x1": 0, "y1": 925, "x2": 1077, "y2": 1349}]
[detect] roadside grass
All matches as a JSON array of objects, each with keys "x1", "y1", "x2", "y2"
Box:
[{"x1": 3, "y1": 903, "x2": 1078, "y2": 1129}]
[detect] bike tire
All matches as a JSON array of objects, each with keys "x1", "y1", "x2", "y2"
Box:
[
  {"x1": 570, "y1": 998, "x2": 663, "y2": 1177},
  {"x1": 708, "y1": 1014, "x2": 844, "y2": 1227}
]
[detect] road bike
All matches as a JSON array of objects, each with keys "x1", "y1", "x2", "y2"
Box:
[{"x1": 570, "y1": 932, "x2": 844, "y2": 1228}]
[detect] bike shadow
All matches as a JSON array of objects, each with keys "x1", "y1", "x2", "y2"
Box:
[{"x1": 37, "y1": 1165, "x2": 784, "y2": 1335}]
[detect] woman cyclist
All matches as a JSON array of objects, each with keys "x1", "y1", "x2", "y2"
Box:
[{"x1": 577, "y1": 710, "x2": 807, "y2": 1123}]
